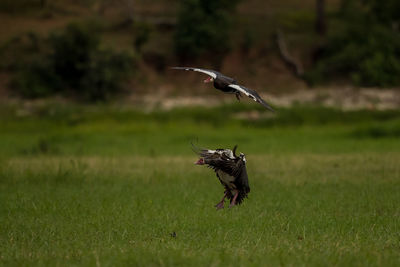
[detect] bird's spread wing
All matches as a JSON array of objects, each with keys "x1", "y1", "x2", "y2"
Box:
[
  {"x1": 200, "y1": 150, "x2": 240, "y2": 175},
  {"x1": 171, "y1": 67, "x2": 218, "y2": 79},
  {"x1": 209, "y1": 156, "x2": 239, "y2": 176},
  {"x1": 228, "y1": 84, "x2": 275, "y2": 112}
]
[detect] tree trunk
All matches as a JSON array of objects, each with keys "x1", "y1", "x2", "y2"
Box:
[
  {"x1": 315, "y1": 0, "x2": 326, "y2": 35},
  {"x1": 118, "y1": 0, "x2": 135, "y2": 22}
]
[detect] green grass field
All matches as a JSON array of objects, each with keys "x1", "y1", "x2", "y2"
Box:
[{"x1": 1, "y1": 103, "x2": 400, "y2": 266}]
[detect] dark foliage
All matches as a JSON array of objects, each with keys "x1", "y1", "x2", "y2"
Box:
[
  {"x1": 174, "y1": 0, "x2": 241, "y2": 64},
  {"x1": 13, "y1": 56, "x2": 61, "y2": 98},
  {"x1": 10, "y1": 22, "x2": 135, "y2": 101},
  {"x1": 351, "y1": 124, "x2": 400, "y2": 139},
  {"x1": 133, "y1": 22, "x2": 152, "y2": 53},
  {"x1": 49, "y1": 23, "x2": 101, "y2": 91},
  {"x1": 0, "y1": 0, "x2": 43, "y2": 13},
  {"x1": 79, "y1": 49, "x2": 134, "y2": 101},
  {"x1": 306, "y1": 0, "x2": 400, "y2": 87}
]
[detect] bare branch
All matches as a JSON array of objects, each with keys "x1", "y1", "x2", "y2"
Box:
[{"x1": 275, "y1": 29, "x2": 304, "y2": 78}]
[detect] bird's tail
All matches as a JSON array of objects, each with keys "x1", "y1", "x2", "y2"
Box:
[{"x1": 258, "y1": 98, "x2": 275, "y2": 112}]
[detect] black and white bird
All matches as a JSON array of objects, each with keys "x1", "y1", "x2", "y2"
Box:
[
  {"x1": 193, "y1": 145, "x2": 250, "y2": 209},
  {"x1": 172, "y1": 67, "x2": 274, "y2": 111}
]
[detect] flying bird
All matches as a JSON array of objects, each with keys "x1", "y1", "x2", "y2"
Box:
[
  {"x1": 193, "y1": 144, "x2": 250, "y2": 210},
  {"x1": 171, "y1": 67, "x2": 274, "y2": 111}
]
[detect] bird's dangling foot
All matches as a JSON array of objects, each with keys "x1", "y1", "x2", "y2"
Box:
[
  {"x1": 235, "y1": 92, "x2": 241, "y2": 102},
  {"x1": 215, "y1": 191, "x2": 228, "y2": 210},
  {"x1": 215, "y1": 201, "x2": 225, "y2": 210},
  {"x1": 229, "y1": 190, "x2": 239, "y2": 208}
]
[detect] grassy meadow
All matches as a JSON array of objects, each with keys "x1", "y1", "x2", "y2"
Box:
[{"x1": 1, "y1": 102, "x2": 400, "y2": 266}]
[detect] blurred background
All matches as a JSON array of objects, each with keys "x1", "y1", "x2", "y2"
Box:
[{"x1": 0, "y1": 0, "x2": 399, "y2": 107}]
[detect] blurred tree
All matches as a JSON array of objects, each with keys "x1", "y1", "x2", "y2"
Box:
[
  {"x1": 174, "y1": 0, "x2": 241, "y2": 65},
  {"x1": 133, "y1": 22, "x2": 151, "y2": 53},
  {"x1": 361, "y1": 0, "x2": 400, "y2": 26},
  {"x1": 49, "y1": 23, "x2": 100, "y2": 90},
  {"x1": 12, "y1": 22, "x2": 135, "y2": 101},
  {"x1": 97, "y1": 0, "x2": 135, "y2": 22},
  {"x1": 315, "y1": 0, "x2": 326, "y2": 35},
  {"x1": 123, "y1": 0, "x2": 135, "y2": 22},
  {"x1": 276, "y1": 0, "x2": 327, "y2": 81},
  {"x1": 305, "y1": 0, "x2": 400, "y2": 87}
]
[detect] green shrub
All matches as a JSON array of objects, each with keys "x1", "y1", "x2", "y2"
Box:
[
  {"x1": 11, "y1": 22, "x2": 135, "y2": 101},
  {"x1": 4, "y1": 32, "x2": 59, "y2": 98},
  {"x1": 80, "y1": 49, "x2": 134, "y2": 101},
  {"x1": 12, "y1": 56, "x2": 61, "y2": 98},
  {"x1": 133, "y1": 22, "x2": 152, "y2": 53},
  {"x1": 174, "y1": 0, "x2": 241, "y2": 63},
  {"x1": 0, "y1": 32, "x2": 43, "y2": 71},
  {"x1": 306, "y1": 0, "x2": 400, "y2": 87},
  {"x1": 48, "y1": 23, "x2": 101, "y2": 91}
]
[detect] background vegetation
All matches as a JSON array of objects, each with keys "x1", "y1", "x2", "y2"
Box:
[
  {"x1": 0, "y1": 0, "x2": 399, "y2": 101},
  {"x1": 174, "y1": 0, "x2": 241, "y2": 65},
  {"x1": 306, "y1": 0, "x2": 400, "y2": 87},
  {"x1": 2, "y1": 22, "x2": 134, "y2": 101}
]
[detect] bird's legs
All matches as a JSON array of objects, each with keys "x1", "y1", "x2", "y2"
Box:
[
  {"x1": 235, "y1": 92, "x2": 242, "y2": 102},
  {"x1": 229, "y1": 190, "x2": 239, "y2": 208},
  {"x1": 215, "y1": 191, "x2": 228, "y2": 210}
]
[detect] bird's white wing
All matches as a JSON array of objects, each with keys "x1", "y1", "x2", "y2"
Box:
[
  {"x1": 228, "y1": 84, "x2": 256, "y2": 100},
  {"x1": 171, "y1": 67, "x2": 217, "y2": 79},
  {"x1": 228, "y1": 84, "x2": 275, "y2": 111}
]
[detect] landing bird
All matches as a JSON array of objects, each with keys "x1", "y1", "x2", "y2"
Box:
[
  {"x1": 171, "y1": 67, "x2": 274, "y2": 111},
  {"x1": 193, "y1": 144, "x2": 250, "y2": 209}
]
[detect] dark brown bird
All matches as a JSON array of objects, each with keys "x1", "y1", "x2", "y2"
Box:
[
  {"x1": 193, "y1": 144, "x2": 250, "y2": 210},
  {"x1": 171, "y1": 67, "x2": 275, "y2": 111}
]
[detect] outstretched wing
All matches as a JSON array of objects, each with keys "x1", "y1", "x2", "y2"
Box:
[
  {"x1": 171, "y1": 67, "x2": 219, "y2": 79},
  {"x1": 192, "y1": 143, "x2": 236, "y2": 160},
  {"x1": 192, "y1": 144, "x2": 236, "y2": 171},
  {"x1": 206, "y1": 154, "x2": 238, "y2": 175},
  {"x1": 228, "y1": 84, "x2": 275, "y2": 112}
]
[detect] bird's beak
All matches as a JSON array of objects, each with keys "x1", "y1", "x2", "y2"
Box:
[
  {"x1": 203, "y1": 77, "x2": 213, "y2": 83},
  {"x1": 195, "y1": 158, "x2": 205, "y2": 165}
]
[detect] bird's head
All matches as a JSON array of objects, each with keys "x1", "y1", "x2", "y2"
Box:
[
  {"x1": 204, "y1": 77, "x2": 214, "y2": 83},
  {"x1": 194, "y1": 158, "x2": 205, "y2": 165}
]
